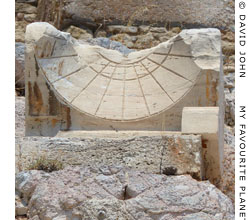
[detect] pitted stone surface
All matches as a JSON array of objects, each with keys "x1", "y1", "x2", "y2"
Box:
[
  {"x1": 15, "y1": 133, "x2": 203, "y2": 179},
  {"x1": 15, "y1": 166, "x2": 235, "y2": 220},
  {"x1": 34, "y1": 28, "x2": 201, "y2": 121}
]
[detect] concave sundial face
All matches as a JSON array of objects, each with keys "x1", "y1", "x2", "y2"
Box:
[{"x1": 35, "y1": 35, "x2": 201, "y2": 121}]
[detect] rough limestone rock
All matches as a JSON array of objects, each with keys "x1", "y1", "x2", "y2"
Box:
[
  {"x1": 15, "y1": 20, "x2": 28, "y2": 42},
  {"x1": 16, "y1": 0, "x2": 38, "y2": 6},
  {"x1": 224, "y1": 125, "x2": 235, "y2": 147},
  {"x1": 36, "y1": 0, "x2": 234, "y2": 30},
  {"x1": 222, "y1": 41, "x2": 235, "y2": 57},
  {"x1": 219, "y1": 142, "x2": 235, "y2": 204},
  {"x1": 15, "y1": 2, "x2": 37, "y2": 14},
  {"x1": 224, "y1": 88, "x2": 235, "y2": 126},
  {"x1": 15, "y1": 96, "x2": 25, "y2": 137},
  {"x1": 15, "y1": 166, "x2": 235, "y2": 220},
  {"x1": 107, "y1": 25, "x2": 139, "y2": 35},
  {"x1": 218, "y1": 125, "x2": 235, "y2": 203},
  {"x1": 224, "y1": 73, "x2": 235, "y2": 89},
  {"x1": 25, "y1": 22, "x2": 223, "y2": 136},
  {"x1": 110, "y1": 33, "x2": 137, "y2": 48},
  {"x1": 65, "y1": 25, "x2": 93, "y2": 40},
  {"x1": 134, "y1": 32, "x2": 158, "y2": 49},
  {"x1": 24, "y1": 13, "x2": 37, "y2": 23},
  {"x1": 15, "y1": 195, "x2": 28, "y2": 216},
  {"x1": 15, "y1": 43, "x2": 26, "y2": 92},
  {"x1": 87, "y1": 37, "x2": 135, "y2": 55}
]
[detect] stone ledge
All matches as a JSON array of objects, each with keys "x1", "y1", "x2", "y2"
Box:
[{"x1": 16, "y1": 134, "x2": 203, "y2": 179}]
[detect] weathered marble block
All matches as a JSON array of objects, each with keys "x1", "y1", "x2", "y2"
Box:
[
  {"x1": 25, "y1": 22, "x2": 223, "y2": 136},
  {"x1": 182, "y1": 107, "x2": 224, "y2": 185}
]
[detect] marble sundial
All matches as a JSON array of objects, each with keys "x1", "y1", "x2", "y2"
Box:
[{"x1": 34, "y1": 34, "x2": 200, "y2": 121}]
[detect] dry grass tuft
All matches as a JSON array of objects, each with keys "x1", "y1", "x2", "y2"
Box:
[{"x1": 28, "y1": 156, "x2": 63, "y2": 172}]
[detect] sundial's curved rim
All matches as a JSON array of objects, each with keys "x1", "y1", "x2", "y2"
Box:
[{"x1": 36, "y1": 36, "x2": 202, "y2": 122}]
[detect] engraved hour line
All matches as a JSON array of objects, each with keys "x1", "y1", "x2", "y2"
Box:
[
  {"x1": 100, "y1": 72, "x2": 150, "y2": 81},
  {"x1": 147, "y1": 57, "x2": 193, "y2": 83},
  {"x1": 98, "y1": 51, "x2": 153, "y2": 65},
  {"x1": 51, "y1": 66, "x2": 82, "y2": 83},
  {"x1": 140, "y1": 61, "x2": 174, "y2": 103},
  {"x1": 133, "y1": 65, "x2": 151, "y2": 116},
  {"x1": 140, "y1": 44, "x2": 175, "y2": 103},
  {"x1": 98, "y1": 53, "x2": 120, "y2": 64},
  {"x1": 94, "y1": 64, "x2": 118, "y2": 115},
  {"x1": 49, "y1": 40, "x2": 56, "y2": 57},
  {"x1": 70, "y1": 61, "x2": 110, "y2": 104},
  {"x1": 141, "y1": 44, "x2": 173, "y2": 74},
  {"x1": 153, "y1": 52, "x2": 193, "y2": 58},
  {"x1": 122, "y1": 67, "x2": 126, "y2": 119}
]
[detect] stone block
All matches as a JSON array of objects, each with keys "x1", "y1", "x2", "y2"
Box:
[
  {"x1": 25, "y1": 22, "x2": 223, "y2": 136},
  {"x1": 181, "y1": 107, "x2": 224, "y2": 185},
  {"x1": 16, "y1": 132, "x2": 203, "y2": 180},
  {"x1": 107, "y1": 25, "x2": 138, "y2": 34}
]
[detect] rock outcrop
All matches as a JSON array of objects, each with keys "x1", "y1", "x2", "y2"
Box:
[
  {"x1": 36, "y1": 0, "x2": 234, "y2": 30},
  {"x1": 65, "y1": 25, "x2": 93, "y2": 40},
  {"x1": 15, "y1": 43, "x2": 26, "y2": 95},
  {"x1": 15, "y1": 166, "x2": 235, "y2": 220}
]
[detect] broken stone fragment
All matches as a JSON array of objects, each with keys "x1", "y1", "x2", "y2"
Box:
[
  {"x1": 15, "y1": 2, "x2": 37, "y2": 14},
  {"x1": 65, "y1": 25, "x2": 93, "y2": 40},
  {"x1": 24, "y1": 14, "x2": 37, "y2": 23},
  {"x1": 15, "y1": 197, "x2": 28, "y2": 216},
  {"x1": 15, "y1": 42, "x2": 25, "y2": 92},
  {"x1": 107, "y1": 25, "x2": 138, "y2": 34}
]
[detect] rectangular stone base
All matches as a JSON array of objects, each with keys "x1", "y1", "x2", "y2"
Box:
[{"x1": 16, "y1": 132, "x2": 203, "y2": 180}]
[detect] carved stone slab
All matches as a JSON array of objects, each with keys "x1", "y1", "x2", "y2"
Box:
[{"x1": 25, "y1": 22, "x2": 223, "y2": 135}]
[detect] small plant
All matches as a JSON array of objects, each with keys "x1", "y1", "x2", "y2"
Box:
[{"x1": 28, "y1": 156, "x2": 63, "y2": 172}]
